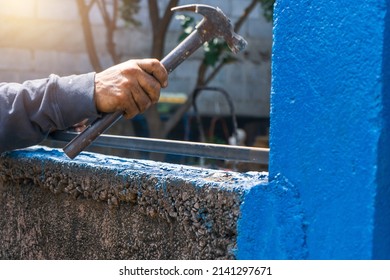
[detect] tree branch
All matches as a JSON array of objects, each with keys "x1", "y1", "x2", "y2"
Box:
[
  {"x1": 86, "y1": 0, "x2": 97, "y2": 10},
  {"x1": 148, "y1": 0, "x2": 159, "y2": 31},
  {"x1": 235, "y1": 0, "x2": 258, "y2": 32},
  {"x1": 163, "y1": 0, "x2": 260, "y2": 137},
  {"x1": 146, "y1": 0, "x2": 180, "y2": 141},
  {"x1": 76, "y1": 0, "x2": 103, "y2": 72},
  {"x1": 161, "y1": 0, "x2": 179, "y2": 32},
  {"x1": 95, "y1": 1, "x2": 119, "y2": 64},
  {"x1": 202, "y1": 0, "x2": 258, "y2": 85}
]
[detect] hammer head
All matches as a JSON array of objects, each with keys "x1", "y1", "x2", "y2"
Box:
[{"x1": 172, "y1": 4, "x2": 247, "y2": 54}]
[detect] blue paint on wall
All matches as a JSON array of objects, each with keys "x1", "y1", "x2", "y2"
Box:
[
  {"x1": 5, "y1": 146, "x2": 269, "y2": 194},
  {"x1": 271, "y1": 0, "x2": 390, "y2": 259},
  {"x1": 374, "y1": 0, "x2": 390, "y2": 259},
  {"x1": 237, "y1": 174, "x2": 307, "y2": 259}
]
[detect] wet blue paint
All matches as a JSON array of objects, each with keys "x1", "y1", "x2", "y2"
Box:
[
  {"x1": 6, "y1": 146, "x2": 267, "y2": 192},
  {"x1": 237, "y1": 174, "x2": 306, "y2": 259},
  {"x1": 269, "y1": 0, "x2": 390, "y2": 259},
  {"x1": 373, "y1": 0, "x2": 390, "y2": 259}
]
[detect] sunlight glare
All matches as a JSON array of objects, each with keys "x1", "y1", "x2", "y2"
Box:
[{"x1": 1, "y1": 0, "x2": 36, "y2": 18}]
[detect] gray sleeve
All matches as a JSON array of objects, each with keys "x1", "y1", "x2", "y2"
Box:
[{"x1": 0, "y1": 72, "x2": 100, "y2": 153}]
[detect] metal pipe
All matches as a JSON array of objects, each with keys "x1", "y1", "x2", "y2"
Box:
[{"x1": 50, "y1": 131, "x2": 269, "y2": 165}]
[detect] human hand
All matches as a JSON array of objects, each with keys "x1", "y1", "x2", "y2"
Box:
[
  {"x1": 71, "y1": 119, "x2": 89, "y2": 132},
  {"x1": 94, "y1": 58, "x2": 168, "y2": 119}
]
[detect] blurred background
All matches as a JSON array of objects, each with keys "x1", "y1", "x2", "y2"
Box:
[{"x1": 0, "y1": 0, "x2": 273, "y2": 170}]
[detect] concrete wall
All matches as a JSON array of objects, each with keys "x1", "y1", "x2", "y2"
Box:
[
  {"x1": 0, "y1": 0, "x2": 272, "y2": 117},
  {"x1": 0, "y1": 147, "x2": 269, "y2": 259},
  {"x1": 269, "y1": 0, "x2": 390, "y2": 259}
]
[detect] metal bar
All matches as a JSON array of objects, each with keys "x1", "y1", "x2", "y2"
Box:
[
  {"x1": 62, "y1": 27, "x2": 207, "y2": 159},
  {"x1": 50, "y1": 131, "x2": 269, "y2": 164}
]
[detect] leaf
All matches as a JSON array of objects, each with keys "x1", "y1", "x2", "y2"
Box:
[
  {"x1": 259, "y1": 0, "x2": 275, "y2": 21},
  {"x1": 175, "y1": 15, "x2": 244, "y2": 67},
  {"x1": 120, "y1": 0, "x2": 141, "y2": 26},
  {"x1": 203, "y1": 38, "x2": 229, "y2": 67},
  {"x1": 176, "y1": 15, "x2": 195, "y2": 42}
]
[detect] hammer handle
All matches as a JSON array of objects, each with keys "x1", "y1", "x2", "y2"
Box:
[{"x1": 63, "y1": 30, "x2": 205, "y2": 159}]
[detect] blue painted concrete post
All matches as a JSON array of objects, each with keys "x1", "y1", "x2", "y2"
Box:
[{"x1": 270, "y1": 0, "x2": 390, "y2": 259}]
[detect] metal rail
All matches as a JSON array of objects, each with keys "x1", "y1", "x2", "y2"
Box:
[{"x1": 50, "y1": 131, "x2": 269, "y2": 165}]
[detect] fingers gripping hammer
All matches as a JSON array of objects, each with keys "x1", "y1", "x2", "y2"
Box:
[{"x1": 63, "y1": 4, "x2": 247, "y2": 159}]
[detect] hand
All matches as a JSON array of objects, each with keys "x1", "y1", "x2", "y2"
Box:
[
  {"x1": 94, "y1": 58, "x2": 168, "y2": 119},
  {"x1": 71, "y1": 119, "x2": 89, "y2": 132}
]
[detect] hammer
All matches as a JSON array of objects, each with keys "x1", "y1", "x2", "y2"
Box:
[{"x1": 63, "y1": 4, "x2": 247, "y2": 159}]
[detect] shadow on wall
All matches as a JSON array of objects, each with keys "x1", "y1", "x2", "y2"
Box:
[{"x1": 373, "y1": 2, "x2": 390, "y2": 260}]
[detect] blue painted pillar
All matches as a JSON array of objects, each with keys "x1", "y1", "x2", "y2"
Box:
[{"x1": 270, "y1": 0, "x2": 390, "y2": 259}]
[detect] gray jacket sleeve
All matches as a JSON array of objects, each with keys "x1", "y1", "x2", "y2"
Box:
[{"x1": 0, "y1": 73, "x2": 100, "y2": 153}]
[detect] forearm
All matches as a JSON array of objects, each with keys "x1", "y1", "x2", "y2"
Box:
[{"x1": 0, "y1": 73, "x2": 99, "y2": 153}]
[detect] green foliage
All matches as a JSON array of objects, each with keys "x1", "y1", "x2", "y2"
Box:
[
  {"x1": 176, "y1": 15, "x2": 236, "y2": 67},
  {"x1": 176, "y1": 1, "x2": 274, "y2": 68},
  {"x1": 203, "y1": 39, "x2": 237, "y2": 67},
  {"x1": 120, "y1": 0, "x2": 141, "y2": 26},
  {"x1": 259, "y1": 0, "x2": 275, "y2": 21},
  {"x1": 175, "y1": 15, "x2": 195, "y2": 41}
]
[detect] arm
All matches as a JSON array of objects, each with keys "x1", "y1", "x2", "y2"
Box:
[
  {"x1": 0, "y1": 58, "x2": 168, "y2": 153},
  {"x1": 0, "y1": 73, "x2": 99, "y2": 153}
]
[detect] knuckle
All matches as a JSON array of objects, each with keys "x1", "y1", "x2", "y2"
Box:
[
  {"x1": 115, "y1": 89, "x2": 128, "y2": 103},
  {"x1": 148, "y1": 58, "x2": 159, "y2": 65},
  {"x1": 150, "y1": 84, "x2": 161, "y2": 102},
  {"x1": 121, "y1": 67, "x2": 138, "y2": 77},
  {"x1": 139, "y1": 97, "x2": 152, "y2": 112}
]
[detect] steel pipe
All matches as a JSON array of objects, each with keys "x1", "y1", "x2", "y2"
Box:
[{"x1": 51, "y1": 131, "x2": 269, "y2": 165}]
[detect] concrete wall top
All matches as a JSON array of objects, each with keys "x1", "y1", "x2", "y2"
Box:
[{"x1": 0, "y1": 146, "x2": 273, "y2": 259}]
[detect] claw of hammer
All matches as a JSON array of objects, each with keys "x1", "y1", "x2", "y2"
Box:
[
  {"x1": 62, "y1": 4, "x2": 248, "y2": 159},
  {"x1": 171, "y1": 4, "x2": 247, "y2": 54}
]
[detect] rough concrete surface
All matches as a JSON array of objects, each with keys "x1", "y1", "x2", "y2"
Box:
[{"x1": 0, "y1": 147, "x2": 267, "y2": 260}]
